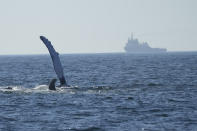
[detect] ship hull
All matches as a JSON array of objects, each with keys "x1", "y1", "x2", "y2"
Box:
[{"x1": 125, "y1": 48, "x2": 167, "y2": 53}]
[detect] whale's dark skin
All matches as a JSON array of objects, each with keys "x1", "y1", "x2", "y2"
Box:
[
  {"x1": 49, "y1": 78, "x2": 57, "y2": 90},
  {"x1": 5, "y1": 87, "x2": 13, "y2": 90}
]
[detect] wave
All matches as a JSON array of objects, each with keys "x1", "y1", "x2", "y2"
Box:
[{"x1": 0, "y1": 85, "x2": 112, "y2": 94}]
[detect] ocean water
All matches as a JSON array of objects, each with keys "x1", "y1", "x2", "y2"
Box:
[{"x1": 0, "y1": 52, "x2": 197, "y2": 131}]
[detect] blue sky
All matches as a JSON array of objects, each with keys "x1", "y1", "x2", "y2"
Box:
[{"x1": 0, "y1": 0, "x2": 196, "y2": 54}]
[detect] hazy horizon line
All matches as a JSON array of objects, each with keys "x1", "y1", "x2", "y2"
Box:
[{"x1": 0, "y1": 50, "x2": 197, "y2": 56}]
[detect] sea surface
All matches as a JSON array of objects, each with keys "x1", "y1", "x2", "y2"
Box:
[{"x1": 0, "y1": 52, "x2": 197, "y2": 131}]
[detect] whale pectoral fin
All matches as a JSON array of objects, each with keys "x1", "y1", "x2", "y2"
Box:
[{"x1": 40, "y1": 36, "x2": 68, "y2": 86}]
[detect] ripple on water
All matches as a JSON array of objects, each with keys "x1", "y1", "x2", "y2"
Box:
[{"x1": 0, "y1": 53, "x2": 197, "y2": 130}]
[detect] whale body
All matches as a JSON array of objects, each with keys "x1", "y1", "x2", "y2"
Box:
[{"x1": 40, "y1": 36, "x2": 68, "y2": 86}]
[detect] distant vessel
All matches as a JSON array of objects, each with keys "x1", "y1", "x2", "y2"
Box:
[{"x1": 124, "y1": 34, "x2": 167, "y2": 53}]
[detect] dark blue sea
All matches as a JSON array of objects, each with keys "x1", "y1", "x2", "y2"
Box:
[{"x1": 0, "y1": 52, "x2": 197, "y2": 131}]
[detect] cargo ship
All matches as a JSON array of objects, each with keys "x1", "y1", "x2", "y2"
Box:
[{"x1": 124, "y1": 34, "x2": 167, "y2": 53}]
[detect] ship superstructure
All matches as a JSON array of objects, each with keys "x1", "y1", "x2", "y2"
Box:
[{"x1": 124, "y1": 34, "x2": 167, "y2": 53}]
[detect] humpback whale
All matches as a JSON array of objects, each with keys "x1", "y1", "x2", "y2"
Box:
[{"x1": 40, "y1": 36, "x2": 69, "y2": 88}]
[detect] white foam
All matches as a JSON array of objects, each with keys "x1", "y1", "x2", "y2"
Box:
[
  {"x1": 0, "y1": 85, "x2": 108, "y2": 94},
  {"x1": 33, "y1": 85, "x2": 48, "y2": 90}
]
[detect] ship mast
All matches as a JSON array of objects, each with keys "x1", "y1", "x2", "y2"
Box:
[{"x1": 131, "y1": 33, "x2": 133, "y2": 40}]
